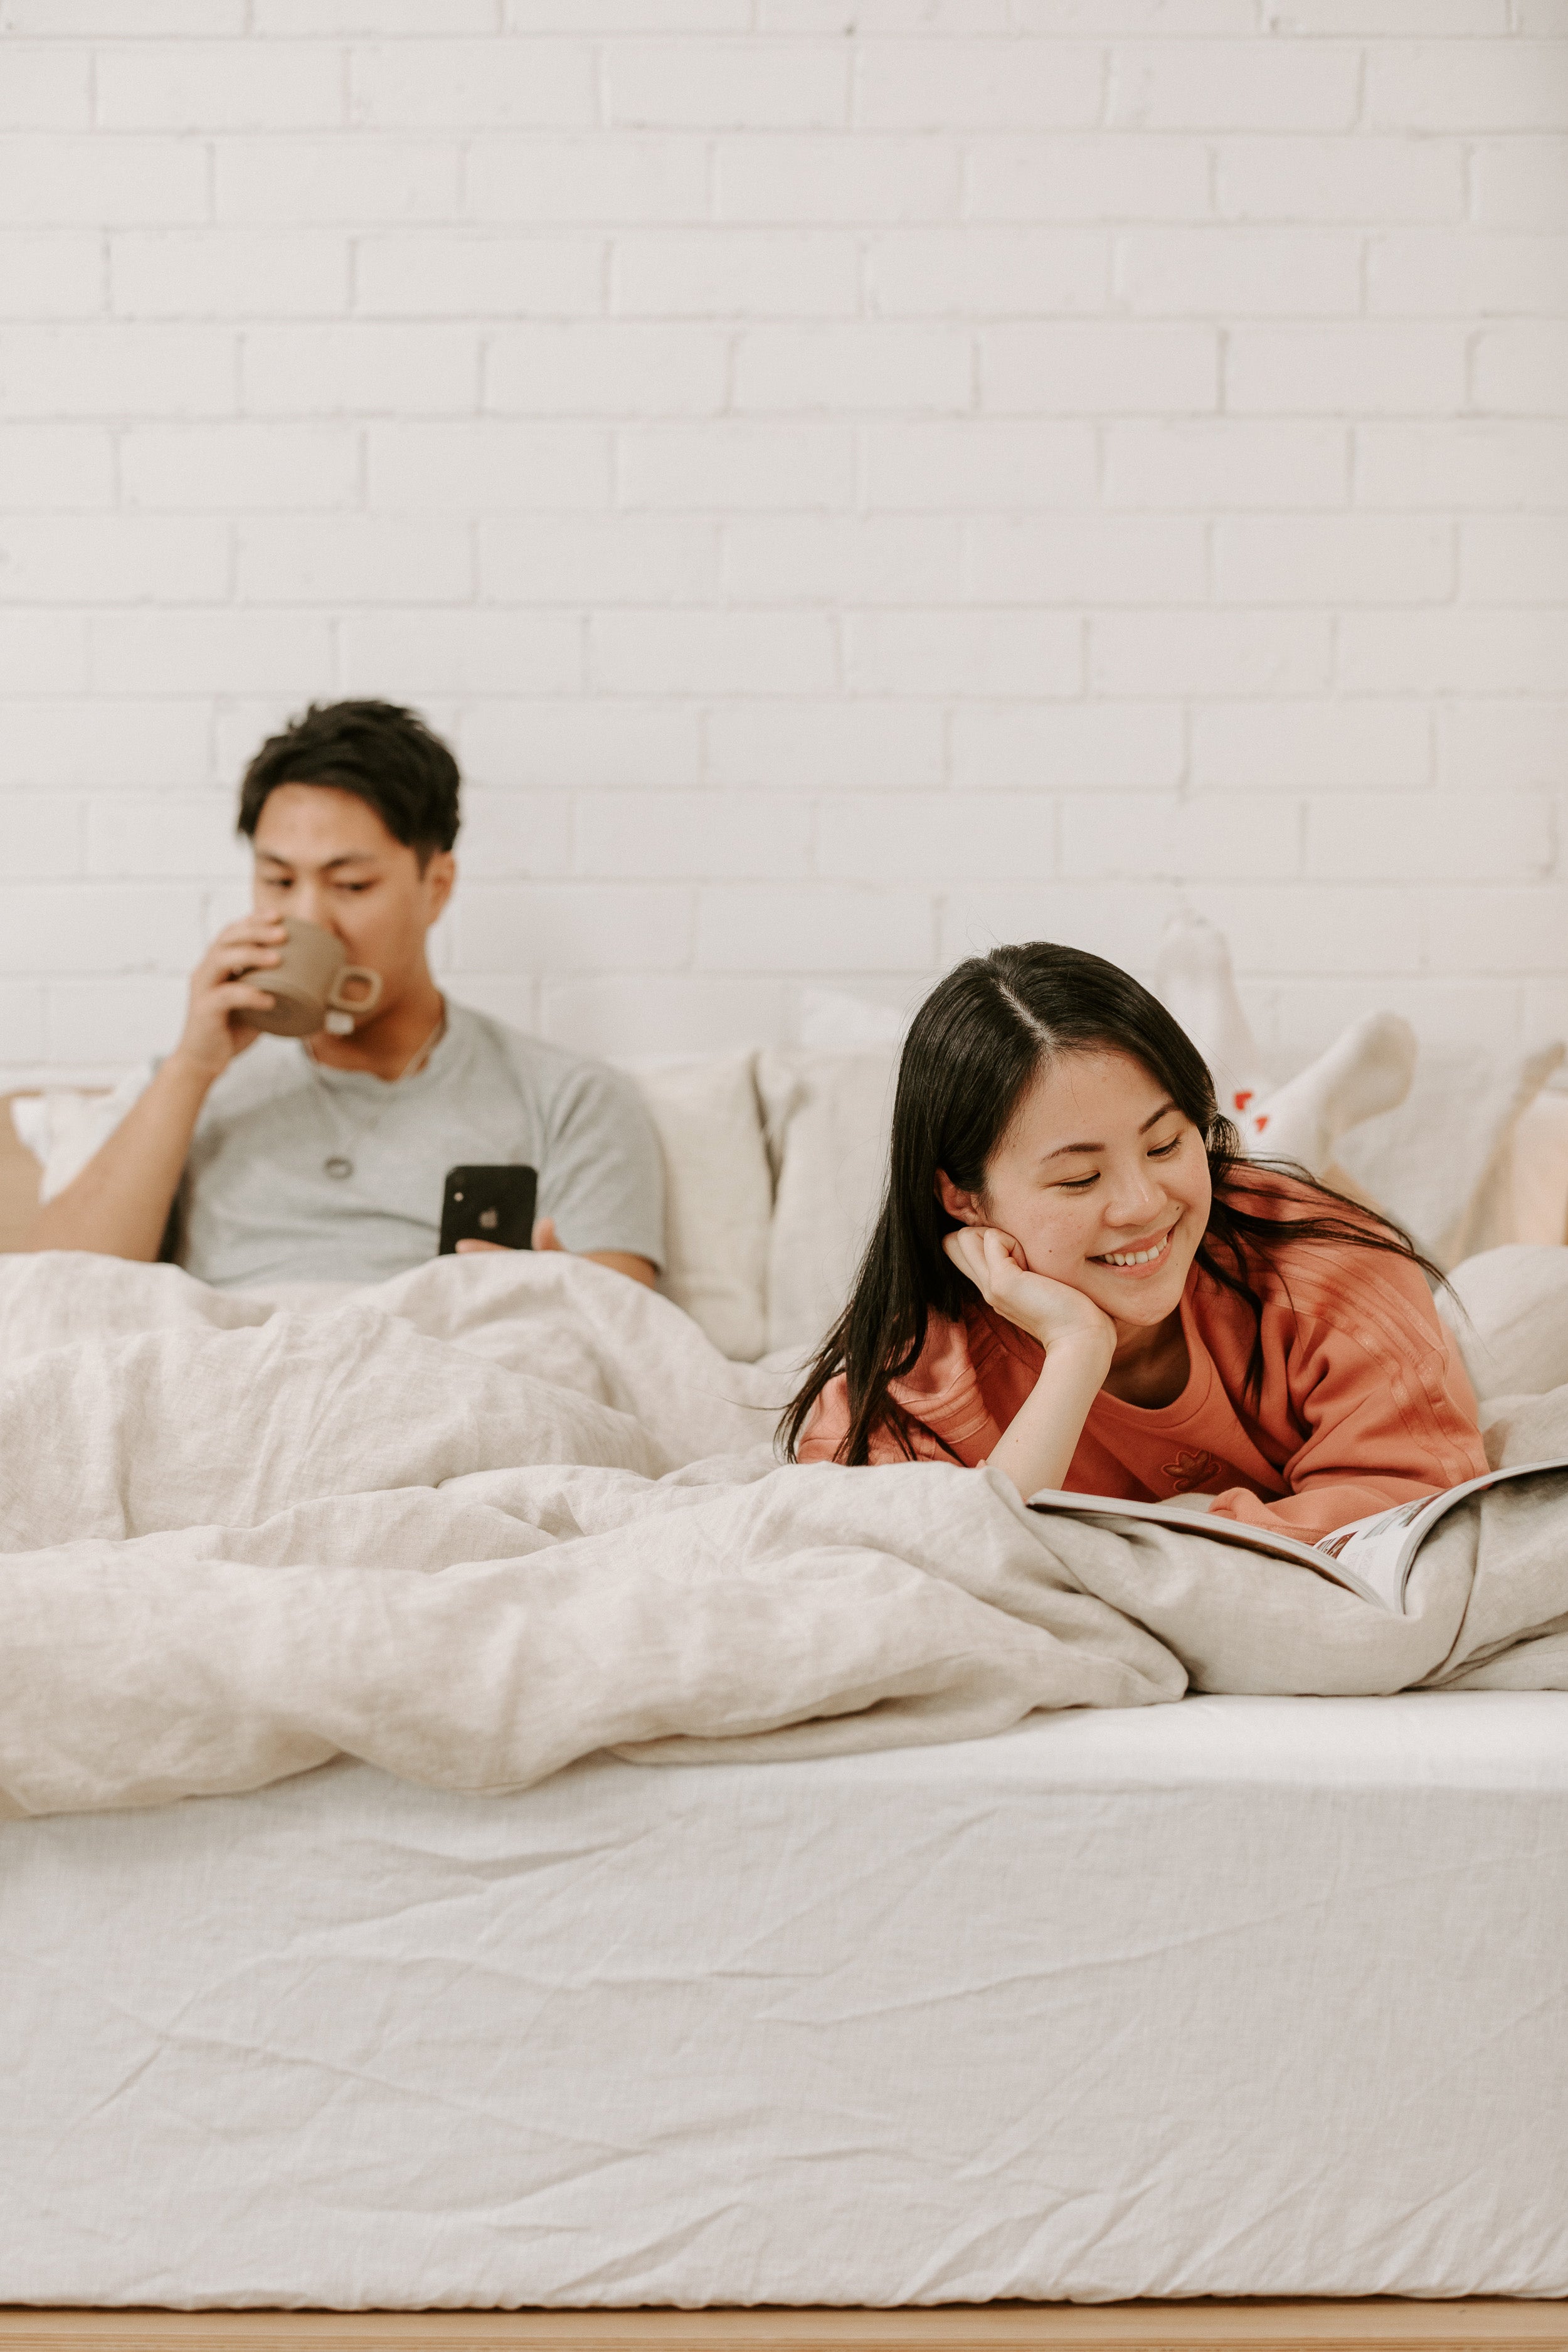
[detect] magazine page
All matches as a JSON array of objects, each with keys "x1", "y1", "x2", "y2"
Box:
[
  {"x1": 1306, "y1": 1496, "x2": 1428, "y2": 1614},
  {"x1": 1322, "y1": 1459, "x2": 1568, "y2": 1613}
]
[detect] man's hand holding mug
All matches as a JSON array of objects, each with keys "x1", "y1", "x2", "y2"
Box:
[
  {"x1": 170, "y1": 913, "x2": 292, "y2": 1082},
  {"x1": 171, "y1": 916, "x2": 385, "y2": 1084}
]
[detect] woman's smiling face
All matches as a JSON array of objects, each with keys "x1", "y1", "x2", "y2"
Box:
[{"x1": 958, "y1": 1046, "x2": 1212, "y2": 1330}]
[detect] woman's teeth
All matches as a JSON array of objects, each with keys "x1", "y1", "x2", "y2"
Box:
[{"x1": 1097, "y1": 1228, "x2": 1173, "y2": 1269}]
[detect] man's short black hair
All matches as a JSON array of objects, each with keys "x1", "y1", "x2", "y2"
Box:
[{"x1": 237, "y1": 700, "x2": 461, "y2": 866}]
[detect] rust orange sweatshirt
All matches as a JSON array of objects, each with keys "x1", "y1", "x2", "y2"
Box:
[{"x1": 798, "y1": 1182, "x2": 1489, "y2": 1542}]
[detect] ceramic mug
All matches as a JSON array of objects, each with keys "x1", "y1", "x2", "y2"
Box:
[{"x1": 238, "y1": 917, "x2": 383, "y2": 1039}]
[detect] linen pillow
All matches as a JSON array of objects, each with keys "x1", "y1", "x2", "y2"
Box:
[
  {"x1": 1504, "y1": 1088, "x2": 1568, "y2": 1249},
  {"x1": 18, "y1": 1071, "x2": 149, "y2": 1204},
  {"x1": 1333, "y1": 1042, "x2": 1565, "y2": 1269},
  {"x1": 1439, "y1": 1241, "x2": 1568, "y2": 1404},
  {"x1": 623, "y1": 1053, "x2": 773, "y2": 1362},
  {"x1": 756, "y1": 1047, "x2": 898, "y2": 1357}
]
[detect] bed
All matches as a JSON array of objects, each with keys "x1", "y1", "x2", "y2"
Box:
[
  {"x1": 4, "y1": 1033, "x2": 1568, "y2": 2340},
  {"x1": 6, "y1": 1691, "x2": 1567, "y2": 2313}
]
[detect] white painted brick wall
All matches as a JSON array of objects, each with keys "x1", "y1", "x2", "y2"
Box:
[{"x1": 1, "y1": 0, "x2": 1565, "y2": 1084}]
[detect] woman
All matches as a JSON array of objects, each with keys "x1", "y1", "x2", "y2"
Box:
[{"x1": 783, "y1": 943, "x2": 1488, "y2": 1542}]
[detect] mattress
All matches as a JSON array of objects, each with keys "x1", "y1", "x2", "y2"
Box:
[{"x1": 4, "y1": 1691, "x2": 1567, "y2": 2311}]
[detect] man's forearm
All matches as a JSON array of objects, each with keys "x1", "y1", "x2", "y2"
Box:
[
  {"x1": 25, "y1": 1053, "x2": 214, "y2": 1263},
  {"x1": 582, "y1": 1249, "x2": 658, "y2": 1288}
]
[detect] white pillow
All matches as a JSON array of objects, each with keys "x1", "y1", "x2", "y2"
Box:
[
  {"x1": 623, "y1": 1053, "x2": 773, "y2": 1363},
  {"x1": 1507, "y1": 1088, "x2": 1568, "y2": 1248},
  {"x1": 19, "y1": 1071, "x2": 149, "y2": 1203},
  {"x1": 756, "y1": 1047, "x2": 898, "y2": 1357},
  {"x1": 1440, "y1": 1242, "x2": 1568, "y2": 1404},
  {"x1": 6, "y1": 1092, "x2": 46, "y2": 1164},
  {"x1": 1333, "y1": 1041, "x2": 1565, "y2": 1269}
]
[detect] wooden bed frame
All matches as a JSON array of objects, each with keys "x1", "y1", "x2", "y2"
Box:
[{"x1": 2, "y1": 2306, "x2": 1565, "y2": 2351}]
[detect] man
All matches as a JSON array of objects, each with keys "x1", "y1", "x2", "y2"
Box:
[{"x1": 28, "y1": 701, "x2": 664, "y2": 1291}]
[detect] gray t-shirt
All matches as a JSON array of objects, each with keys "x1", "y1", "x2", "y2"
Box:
[{"x1": 168, "y1": 1002, "x2": 664, "y2": 1291}]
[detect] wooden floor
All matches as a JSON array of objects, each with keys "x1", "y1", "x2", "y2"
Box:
[{"x1": 2, "y1": 2306, "x2": 1565, "y2": 2352}]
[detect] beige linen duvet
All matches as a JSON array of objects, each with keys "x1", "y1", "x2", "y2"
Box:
[{"x1": 1, "y1": 1246, "x2": 1565, "y2": 1820}]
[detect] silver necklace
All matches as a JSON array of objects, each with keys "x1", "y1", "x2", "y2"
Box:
[{"x1": 302, "y1": 1006, "x2": 446, "y2": 1181}]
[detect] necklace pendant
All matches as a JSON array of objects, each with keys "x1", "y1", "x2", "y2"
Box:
[{"x1": 324, "y1": 1155, "x2": 354, "y2": 1181}]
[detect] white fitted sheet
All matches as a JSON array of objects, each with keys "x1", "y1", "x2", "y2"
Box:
[{"x1": 4, "y1": 1691, "x2": 1568, "y2": 2311}]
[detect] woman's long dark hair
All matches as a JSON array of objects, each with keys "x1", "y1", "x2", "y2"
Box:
[{"x1": 780, "y1": 941, "x2": 1443, "y2": 1467}]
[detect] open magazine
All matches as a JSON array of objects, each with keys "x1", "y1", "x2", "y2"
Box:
[{"x1": 1027, "y1": 1459, "x2": 1568, "y2": 1616}]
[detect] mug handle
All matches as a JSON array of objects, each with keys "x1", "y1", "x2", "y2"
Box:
[{"x1": 326, "y1": 965, "x2": 383, "y2": 1016}]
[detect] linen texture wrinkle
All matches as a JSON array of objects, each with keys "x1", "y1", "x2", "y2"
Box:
[
  {"x1": 9, "y1": 1693, "x2": 1567, "y2": 2307},
  {"x1": 0, "y1": 1246, "x2": 1565, "y2": 1821}
]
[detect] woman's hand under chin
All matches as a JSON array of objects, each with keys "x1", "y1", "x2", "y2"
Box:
[{"x1": 944, "y1": 1225, "x2": 1116, "y2": 1365}]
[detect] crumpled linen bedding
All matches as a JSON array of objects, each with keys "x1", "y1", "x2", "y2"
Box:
[{"x1": 2, "y1": 1248, "x2": 1567, "y2": 1823}]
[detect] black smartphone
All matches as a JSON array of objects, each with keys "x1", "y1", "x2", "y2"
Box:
[{"x1": 438, "y1": 1164, "x2": 538, "y2": 1256}]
